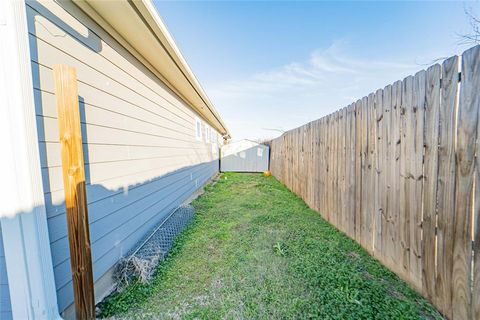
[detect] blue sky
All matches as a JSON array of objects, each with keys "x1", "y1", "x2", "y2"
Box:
[{"x1": 154, "y1": 1, "x2": 476, "y2": 141}]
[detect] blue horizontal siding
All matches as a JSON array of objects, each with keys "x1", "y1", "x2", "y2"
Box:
[
  {"x1": 53, "y1": 160, "x2": 218, "y2": 311},
  {"x1": 47, "y1": 160, "x2": 210, "y2": 243},
  {"x1": 0, "y1": 224, "x2": 12, "y2": 320}
]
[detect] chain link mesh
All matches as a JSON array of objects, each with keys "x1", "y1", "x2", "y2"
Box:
[{"x1": 114, "y1": 204, "x2": 195, "y2": 285}]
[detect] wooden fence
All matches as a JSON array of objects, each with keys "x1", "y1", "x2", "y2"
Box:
[{"x1": 270, "y1": 45, "x2": 480, "y2": 320}]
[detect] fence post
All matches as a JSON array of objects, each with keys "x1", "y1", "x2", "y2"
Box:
[{"x1": 53, "y1": 64, "x2": 95, "y2": 320}]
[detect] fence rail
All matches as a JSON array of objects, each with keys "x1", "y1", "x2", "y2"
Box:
[{"x1": 270, "y1": 45, "x2": 480, "y2": 320}]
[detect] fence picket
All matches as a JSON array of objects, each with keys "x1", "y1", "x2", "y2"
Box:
[
  {"x1": 355, "y1": 100, "x2": 363, "y2": 243},
  {"x1": 436, "y1": 55, "x2": 459, "y2": 319},
  {"x1": 336, "y1": 112, "x2": 340, "y2": 228},
  {"x1": 382, "y1": 84, "x2": 394, "y2": 269},
  {"x1": 341, "y1": 108, "x2": 347, "y2": 233},
  {"x1": 375, "y1": 89, "x2": 384, "y2": 256},
  {"x1": 468, "y1": 45, "x2": 480, "y2": 320},
  {"x1": 391, "y1": 81, "x2": 402, "y2": 275},
  {"x1": 422, "y1": 64, "x2": 441, "y2": 302},
  {"x1": 348, "y1": 104, "x2": 356, "y2": 238},
  {"x1": 452, "y1": 46, "x2": 479, "y2": 320},
  {"x1": 361, "y1": 96, "x2": 369, "y2": 250},
  {"x1": 411, "y1": 70, "x2": 426, "y2": 289},
  {"x1": 368, "y1": 94, "x2": 376, "y2": 253},
  {"x1": 400, "y1": 76, "x2": 412, "y2": 279}
]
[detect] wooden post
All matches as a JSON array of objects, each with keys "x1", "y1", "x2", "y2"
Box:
[{"x1": 53, "y1": 65, "x2": 95, "y2": 320}]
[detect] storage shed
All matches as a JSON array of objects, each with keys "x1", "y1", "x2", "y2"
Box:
[
  {"x1": 0, "y1": 0, "x2": 230, "y2": 319},
  {"x1": 221, "y1": 140, "x2": 270, "y2": 173}
]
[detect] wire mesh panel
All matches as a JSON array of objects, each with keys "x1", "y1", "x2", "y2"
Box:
[{"x1": 114, "y1": 205, "x2": 195, "y2": 284}]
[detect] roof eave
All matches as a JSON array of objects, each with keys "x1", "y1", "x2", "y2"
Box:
[{"x1": 72, "y1": 0, "x2": 230, "y2": 137}]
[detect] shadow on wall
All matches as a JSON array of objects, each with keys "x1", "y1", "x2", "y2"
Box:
[
  {"x1": 37, "y1": 105, "x2": 218, "y2": 312},
  {"x1": 37, "y1": 89, "x2": 217, "y2": 313},
  {"x1": 22, "y1": 1, "x2": 221, "y2": 314},
  {"x1": 1, "y1": 155, "x2": 218, "y2": 313},
  {"x1": 26, "y1": 1, "x2": 102, "y2": 53}
]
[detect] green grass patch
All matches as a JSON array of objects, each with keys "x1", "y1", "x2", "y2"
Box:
[{"x1": 98, "y1": 173, "x2": 443, "y2": 319}]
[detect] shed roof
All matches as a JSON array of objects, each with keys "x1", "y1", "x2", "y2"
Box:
[{"x1": 74, "y1": 0, "x2": 230, "y2": 139}]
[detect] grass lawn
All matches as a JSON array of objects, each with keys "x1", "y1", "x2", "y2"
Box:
[{"x1": 98, "y1": 173, "x2": 443, "y2": 319}]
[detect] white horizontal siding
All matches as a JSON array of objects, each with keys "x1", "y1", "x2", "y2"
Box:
[{"x1": 26, "y1": 0, "x2": 221, "y2": 312}]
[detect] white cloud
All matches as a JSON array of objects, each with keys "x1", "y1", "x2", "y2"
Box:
[{"x1": 207, "y1": 40, "x2": 421, "y2": 141}]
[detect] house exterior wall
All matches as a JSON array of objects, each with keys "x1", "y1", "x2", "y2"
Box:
[
  {"x1": 0, "y1": 225, "x2": 12, "y2": 320},
  {"x1": 26, "y1": 0, "x2": 221, "y2": 312}
]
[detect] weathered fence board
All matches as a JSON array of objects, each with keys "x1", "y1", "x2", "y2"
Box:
[
  {"x1": 355, "y1": 100, "x2": 363, "y2": 243},
  {"x1": 340, "y1": 108, "x2": 347, "y2": 233},
  {"x1": 374, "y1": 89, "x2": 384, "y2": 256},
  {"x1": 422, "y1": 64, "x2": 441, "y2": 303},
  {"x1": 347, "y1": 104, "x2": 356, "y2": 238},
  {"x1": 452, "y1": 46, "x2": 478, "y2": 320},
  {"x1": 400, "y1": 76, "x2": 412, "y2": 280},
  {"x1": 436, "y1": 55, "x2": 458, "y2": 318},
  {"x1": 361, "y1": 96, "x2": 370, "y2": 250},
  {"x1": 466, "y1": 44, "x2": 480, "y2": 320},
  {"x1": 383, "y1": 84, "x2": 394, "y2": 269},
  {"x1": 411, "y1": 70, "x2": 425, "y2": 290},
  {"x1": 393, "y1": 80, "x2": 403, "y2": 276},
  {"x1": 269, "y1": 45, "x2": 480, "y2": 320}
]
